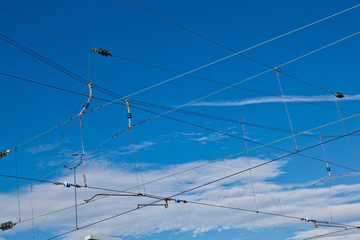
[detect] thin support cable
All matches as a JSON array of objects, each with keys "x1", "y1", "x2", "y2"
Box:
[
  {"x1": 319, "y1": 136, "x2": 333, "y2": 222},
  {"x1": 275, "y1": 68, "x2": 299, "y2": 151},
  {"x1": 73, "y1": 168, "x2": 78, "y2": 229},
  {"x1": 278, "y1": 200, "x2": 293, "y2": 240},
  {"x1": 14, "y1": 147, "x2": 21, "y2": 222},
  {"x1": 126, "y1": 99, "x2": 146, "y2": 194},
  {"x1": 240, "y1": 119, "x2": 258, "y2": 218},
  {"x1": 79, "y1": 116, "x2": 87, "y2": 187},
  {"x1": 334, "y1": 98, "x2": 360, "y2": 160},
  {"x1": 30, "y1": 185, "x2": 35, "y2": 240}
]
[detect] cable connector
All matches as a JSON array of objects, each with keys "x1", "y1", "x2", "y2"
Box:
[
  {"x1": 0, "y1": 149, "x2": 11, "y2": 159},
  {"x1": 1, "y1": 221, "x2": 16, "y2": 231},
  {"x1": 91, "y1": 48, "x2": 113, "y2": 57},
  {"x1": 334, "y1": 92, "x2": 344, "y2": 98}
]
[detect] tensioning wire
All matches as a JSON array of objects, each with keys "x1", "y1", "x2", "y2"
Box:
[
  {"x1": 47, "y1": 130, "x2": 360, "y2": 239},
  {"x1": 124, "y1": 0, "x2": 360, "y2": 94},
  {"x1": 21, "y1": 127, "x2": 360, "y2": 225}
]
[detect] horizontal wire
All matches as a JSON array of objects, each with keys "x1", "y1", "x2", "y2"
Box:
[
  {"x1": 18, "y1": 128, "x2": 360, "y2": 226},
  {"x1": 47, "y1": 128, "x2": 360, "y2": 239}
]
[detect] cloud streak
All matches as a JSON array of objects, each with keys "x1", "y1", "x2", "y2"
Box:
[{"x1": 190, "y1": 94, "x2": 360, "y2": 107}]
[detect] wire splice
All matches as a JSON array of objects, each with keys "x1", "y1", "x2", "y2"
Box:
[
  {"x1": 1, "y1": 221, "x2": 16, "y2": 231},
  {"x1": 0, "y1": 149, "x2": 10, "y2": 159},
  {"x1": 91, "y1": 48, "x2": 113, "y2": 57},
  {"x1": 334, "y1": 92, "x2": 344, "y2": 98}
]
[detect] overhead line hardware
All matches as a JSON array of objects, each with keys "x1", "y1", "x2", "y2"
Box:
[
  {"x1": 78, "y1": 82, "x2": 93, "y2": 116},
  {"x1": 0, "y1": 149, "x2": 11, "y2": 159},
  {"x1": 334, "y1": 92, "x2": 345, "y2": 98},
  {"x1": 91, "y1": 48, "x2": 113, "y2": 57},
  {"x1": 0, "y1": 221, "x2": 16, "y2": 231}
]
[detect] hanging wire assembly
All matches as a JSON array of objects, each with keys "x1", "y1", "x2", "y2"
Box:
[
  {"x1": 0, "y1": 149, "x2": 11, "y2": 159},
  {"x1": 1, "y1": 221, "x2": 16, "y2": 231},
  {"x1": 91, "y1": 48, "x2": 113, "y2": 57},
  {"x1": 125, "y1": 99, "x2": 132, "y2": 128}
]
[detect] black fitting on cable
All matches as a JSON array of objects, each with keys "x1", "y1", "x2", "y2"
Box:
[
  {"x1": 334, "y1": 92, "x2": 344, "y2": 98},
  {"x1": 0, "y1": 149, "x2": 10, "y2": 159},
  {"x1": 1, "y1": 221, "x2": 16, "y2": 231},
  {"x1": 91, "y1": 48, "x2": 113, "y2": 57}
]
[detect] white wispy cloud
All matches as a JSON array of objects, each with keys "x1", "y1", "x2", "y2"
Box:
[
  {"x1": 26, "y1": 141, "x2": 60, "y2": 154},
  {"x1": 119, "y1": 141, "x2": 156, "y2": 155},
  {"x1": 0, "y1": 157, "x2": 359, "y2": 240},
  {"x1": 190, "y1": 94, "x2": 360, "y2": 107}
]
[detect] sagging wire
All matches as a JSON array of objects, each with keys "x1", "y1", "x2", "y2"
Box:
[
  {"x1": 275, "y1": 67, "x2": 299, "y2": 151},
  {"x1": 240, "y1": 118, "x2": 258, "y2": 218}
]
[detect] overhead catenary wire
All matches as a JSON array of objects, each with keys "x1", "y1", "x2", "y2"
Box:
[
  {"x1": 47, "y1": 128, "x2": 360, "y2": 239},
  {"x1": 2, "y1": 29, "x2": 360, "y2": 155},
  {"x1": 16, "y1": 128, "x2": 360, "y2": 226},
  {"x1": 3, "y1": 72, "x2": 360, "y2": 140},
  {"x1": 124, "y1": 0, "x2": 360, "y2": 95},
  {"x1": 2, "y1": 1, "x2": 359, "y2": 89}
]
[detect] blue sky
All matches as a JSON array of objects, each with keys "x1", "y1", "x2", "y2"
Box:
[{"x1": 1, "y1": 0, "x2": 360, "y2": 239}]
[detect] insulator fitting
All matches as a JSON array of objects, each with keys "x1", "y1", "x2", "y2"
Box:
[
  {"x1": 83, "y1": 102, "x2": 90, "y2": 108},
  {"x1": 127, "y1": 113, "x2": 132, "y2": 119},
  {"x1": 0, "y1": 149, "x2": 10, "y2": 159},
  {"x1": 304, "y1": 217, "x2": 311, "y2": 222},
  {"x1": 174, "y1": 198, "x2": 181, "y2": 203},
  {"x1": 1, "y1": 221, "x2": 15, "y2": 231},
  {"x1": 63, "y1": 182, "x2": 71, "y2": 188},
  {"x1": 327, "y1": 167, "x2": 331, "y2": 172},
  {"x1": 91, "y1": 48, "x2": 113, "y2": 57},
  {"x1": 334, "y1": 92, "x2": 344, "y2": 98}
]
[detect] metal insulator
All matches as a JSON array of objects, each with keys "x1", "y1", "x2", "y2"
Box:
[
  {"x1": 0, "y1": 149, "x2": 10, "y2": 159},
  {"x1": 1, "y1": 221, "x2": 15, "y2": 231},
  {"x1": 304, "y1": 218, "x2": 310, "y2": 222},
  {"x1": 334, "y1": 92, "x2": 344, "y2": 98},
  {"x1": 83, "y1": 102, "x2": 90, "y2": 108},
  {"x1": 327, "y1": 167, "x2": 331, "y2": 172},
  {"x1": 63, "y1": 182, "x2": 71, "y2": 188},
  {"x1": 127, "y1": 113, "x2": 132, "y2": 119},
  {"x1": 174, "y1": 198, "x2": 181, "y2": 203}
]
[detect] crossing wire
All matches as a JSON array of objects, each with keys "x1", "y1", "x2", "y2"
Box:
[
  {"x1": 15, "y1": 127, "x2": 360, "y2": 226},
  {"x1": 46, "y1": 129, "x2": 360, "y2": 239},
  {"x1": 3, "y1": 72, "x2": 360, "y2": 140},
  {"x1": 124, "y1": 0, "x2": 360, "y2": 94},
  {"x1": 4, "y1": 29, "x2": 358, "y2": 153}
]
